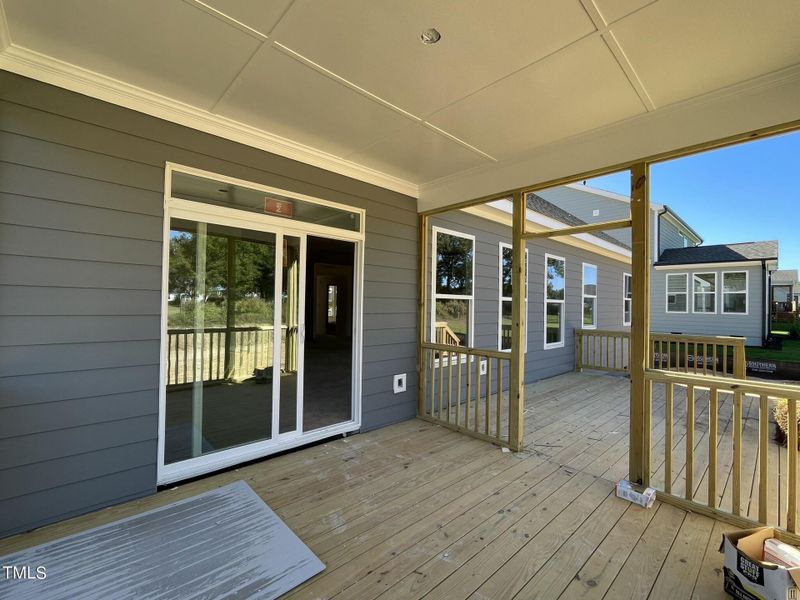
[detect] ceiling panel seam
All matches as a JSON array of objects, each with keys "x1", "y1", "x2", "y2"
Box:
[
  {"x1": 264, "y1": 0, "x2": 297, "y2": 38},
  {"x1": 209, "y1": 40, "x2": 267, "y2": 113},
  {"x1": 271, "y1": 41, "x2": 422, "y2": 123},
  {"x1": 182, "y1": 0, "x2": 267, "y2": 41},
  {"x1": 578, "y1": 0, "x2": 655, "y2": 112}
]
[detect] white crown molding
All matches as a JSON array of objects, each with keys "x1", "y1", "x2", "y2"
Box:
[{"x1": 0, "y1": 43, "x2": 420, "y2": 198}]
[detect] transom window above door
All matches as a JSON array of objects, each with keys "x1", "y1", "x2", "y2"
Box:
[{"x1": 171, "y1": 170, "x2": 362, "y2": 233}]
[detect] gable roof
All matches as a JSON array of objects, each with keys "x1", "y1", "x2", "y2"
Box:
[
  {"x1": 655, "y1": 241, "x2": 778, "y2": 266},
  {"x1": 772, "y1": 269, "x2": 798, "y2": 285},
  {"x1": 526, "y1": 193, "x2": 631, "y2": 250}
]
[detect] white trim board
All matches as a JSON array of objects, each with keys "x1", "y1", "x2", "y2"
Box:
[{"x1": 655, "y1": 260, "x2": 772, "y2": 270}]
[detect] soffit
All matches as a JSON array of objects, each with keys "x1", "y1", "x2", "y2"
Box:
[{"x1": 0, "y1": 0, "x2": 798, "y2": 204}]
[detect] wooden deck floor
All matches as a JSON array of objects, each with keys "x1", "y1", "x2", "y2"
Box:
[{"x1": 0, "y1": 372, "x2": 739, "y2": 599}]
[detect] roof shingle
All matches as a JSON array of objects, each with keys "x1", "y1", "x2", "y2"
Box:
[
  {"x1": 656, "y1": 241, "x2": 778, "y2": 266},
  {"x1": 526, "y1": 192, "x2": 630, "y2": 250}
]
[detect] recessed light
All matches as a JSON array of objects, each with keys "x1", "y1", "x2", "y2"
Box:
[{"x1": 421, "y1": 28, "x2": 441, "y2": 45}]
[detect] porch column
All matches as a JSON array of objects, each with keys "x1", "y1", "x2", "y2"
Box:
[
  {"x1": 509, "y1": 190, "x2": 526, "y2": 451},
  {"x1": 629, "y1": 163, "x2": 651, "y2": 485}
]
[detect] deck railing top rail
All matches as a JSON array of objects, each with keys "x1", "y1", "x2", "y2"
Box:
[{"x1": 645, "y1": 368, "x2": 800, "y2": 399}]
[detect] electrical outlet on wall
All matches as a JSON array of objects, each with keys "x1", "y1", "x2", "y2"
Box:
[
  {"x1": 479, "y1": 360, "x2": 487, "y2": 375},
  {"x1": 393, "y1": 373, "x2": 407, "y2": 394},
  {"x1": 592, "y1": 209, "x2": 600, "y2": 216}
]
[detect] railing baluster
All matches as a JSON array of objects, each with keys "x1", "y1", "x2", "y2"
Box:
[
  {"x1": 686, "y1": 384, "x2": 695, "y2": 501},
  {"x1": 429, "y1": 348, "x2": 435, "y2": 417},
  {"x1": 456, "y1": 353, "x2": 463, "y2": 428},
  {"x1": 497, "y1": 358, "x2": 503, "y2": 440},
  {"x1": 438, "y1": 351, "x2": 444, "y2": 419},
  {"x1": 789, "y1": 398, "x2": 798, "y2": 533},
  {"x1": 474, "y1": 357, "x2": 481, "y2": 433},
  {"x1": 466, "y1": 354, "x2": 472, "y2": 429},
  {"x1": 733, "y1": 389, "x2": 742, "y2": 516},
  {"x1": 759, "y1": 393, "x2": 769, "y2": 524},
  {"x1": 723, "y1": 345, "x2": 728, "y2": 377},
  {"x1": 485, "y1": 358, "x2": 491, "y2": 436},
  {"x1": 665, "y1": 382, "x2": 673, "y2": 494},
  {"x1": 184, "y1": 332, "x2": 189, "y2": 384},
  {"x1": 708, "y1": 386, "x2": 718, "y2": 508},
  {"x1": 448, "y1": 350, "x2": 454, "y2": 422}
]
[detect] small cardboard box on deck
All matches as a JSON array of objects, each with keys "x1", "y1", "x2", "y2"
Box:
[{"x1": 721, "y1": 527, "x2": 800, "y2": 600}]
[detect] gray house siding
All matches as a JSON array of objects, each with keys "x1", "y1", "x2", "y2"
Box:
[
  {"x1": 536, "y1": 186, "x2": 632, "y2": 248},
  {"x1": 0, "y1": 72, "x2": 418, "y2": 537},
  {"x1": 659, "y1": 218, "x2": 686, "y2": 254},
  {"x1": 650, "y1": 265, "x2": 765, "y2": 346},
  {"x1": 430, "y1": 211, "x2": 630, "y2": 382}
]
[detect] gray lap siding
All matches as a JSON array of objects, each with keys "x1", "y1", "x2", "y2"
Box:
[{"x1": 0, "y1": 72, "x2": 418, "y2": 537}]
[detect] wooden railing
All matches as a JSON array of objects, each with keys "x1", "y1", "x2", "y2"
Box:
[
  {"x1": 434, "y1": 322, "x2": 461, "y2": 346},
  {"x1": 420, "y1": 342, "x2": 514, "y2": 449},
  {"x1": 575, "y1": 330, "x2": 746, "y2": 379},
  {"x1": 644, "y1": 369, "x2": 800, "y2": 537},
  {"x1": 166, "y1": 326, "x2": 288, "y2": 385},
  {"x1": 575, "y1": 329, "x2": 630, "y2": 372}
]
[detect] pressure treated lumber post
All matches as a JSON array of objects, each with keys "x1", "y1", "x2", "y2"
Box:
[
  {"x1": 509, "y1": 190, "x2": 526, "y2": 451},
  {"x1": 418, "y1": 214, "x2": 429, "y2": 416},
  {"x1": 629, "y1": 163, "x2": 651, "y2": 485}
]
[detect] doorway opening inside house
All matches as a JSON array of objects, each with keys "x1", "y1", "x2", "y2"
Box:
[
  {"x1": 304, "y1": 236, "x2": 355, "y2": 431},
  {"x1": 158, "y1": 165, "x2": 363, "y2": 484}
]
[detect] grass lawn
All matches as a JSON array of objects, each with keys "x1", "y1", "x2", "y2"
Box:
[{"x1": 747, "y1": 339, "x2": 800, "y2": 363}]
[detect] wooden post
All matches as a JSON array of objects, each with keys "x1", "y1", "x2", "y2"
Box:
[
  {"x1": 418, "y1": 214, "x2": 429, "y2": 416},
  {"x1": 629, "y1": 163, "x2": 651, "y2": 485},
  {"x1": 509, "y1": 190, "x2": 527, "y2": 451}
]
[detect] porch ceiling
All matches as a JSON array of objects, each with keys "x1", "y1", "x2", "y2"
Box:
[{"x1": 0, "y1": 1, "x2": 798, "y2": 209}]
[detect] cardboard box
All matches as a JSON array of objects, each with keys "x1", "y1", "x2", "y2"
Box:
[
  {"x1": 614, "y1": 480, "x2": 656, "y2": 508},
  {"x1": 721, "y1": 527, "x2": 800, "y2": 599}
]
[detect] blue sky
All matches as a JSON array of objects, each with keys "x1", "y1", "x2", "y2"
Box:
[{"x1": 586, "y1": 130, "x2": 800, "y2": 269}]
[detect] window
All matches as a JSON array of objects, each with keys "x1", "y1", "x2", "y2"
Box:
[
  {"x1": 623, "y1": 273, "x2": 632, "y2": 326},
  {"x1": 582, "y1": 263, "x2": 598, "y2": 329},
  {"x1": 722, "y1": 271, "x2": 748, "y2": 314},
  {"x1": 432, "y1": 227, "x2": 474, "y2": 346},
  {"x1": 544, "y1": 254, "x2": 565, "y2": 349},
  {"x1": 693, "y1": 272, "x2": 716, "y2": 313},
  {"x1": 499, "y1": 243, "x2": 528, "y2": 351},
  {"x1": 666, "y1": 273, "x2": 688, "y2": 313}
]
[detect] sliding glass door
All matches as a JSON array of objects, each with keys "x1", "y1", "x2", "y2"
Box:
[
  {"x1": 164, "y1": 219, "x2": 281, "y2": 464},
  {"x1": 159, "y1": 164, "x2": 365, "y2": 484}
]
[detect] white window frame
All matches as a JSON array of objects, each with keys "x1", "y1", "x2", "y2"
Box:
[
  {"x1": 431, "y1": 226, "x2": 475, "y2": 348},
  {"x1": 498, "y1": 242, "x2": 528, "y2": 351},
  {"x1": 544, "y1": 253, "x2": 566, "y2": 350},
  {"x1": 581, "y1": 262, "x2": 598, "y2": 330},
  {"x1": 623, "y1": 272, "x2": 632, "y2": 326},
  {"x1": 722, "y1": 270, "x2": 749, "y2": 315},
  {"x1": 692, "y1": 272, "x2": 717, "y2": 314},
  {"x1": 666, "y1": 273, "x2": 689, "y2": 314}
]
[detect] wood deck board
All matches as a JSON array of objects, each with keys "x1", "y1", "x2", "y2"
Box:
[{"x1": 1, "y1": 372, "x2": 771, "y2": 600}]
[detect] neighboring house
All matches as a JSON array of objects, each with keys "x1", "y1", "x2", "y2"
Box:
[
  {"x1": 536, "y1": 183, "x2": 703, "y2": 260},
  {"x1": 540, "y1": 185, "x2": 783, "y2": 347},
  {"x1": 651, "y1": 242, "x2": 778, "y2": 346},
  {"x1": 771, "y1": 269, "x2": 798, "y2": 318}
]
